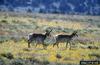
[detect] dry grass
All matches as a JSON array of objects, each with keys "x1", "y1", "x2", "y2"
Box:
[
  {"x1": 36, "y1": 19, "x2": 83, "y2": 30},
  {"x1": 0, "y1": 40, "x2": 100, "y2": 64},
  {"x1": 0, "y1": 12, "x2": 100, "y2": 65},
  {"x1": 0, "y1": 15, "x2": 84, "y2": 30}
]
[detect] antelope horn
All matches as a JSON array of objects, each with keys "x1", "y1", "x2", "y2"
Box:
[
  {"x1": 49, "y1": 29, "x2": 52, "y2": 33},
  {"x1": 74, "y1": 30, "x2": 78, "y2": 33}
]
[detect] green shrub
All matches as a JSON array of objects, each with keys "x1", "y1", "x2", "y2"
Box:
[
  {"x1": 26, "y1": 57, "x2": 40, "y2": 64},
  {"x1": 88, "y1": 53, "x2": 100, "y2": 59},
  {"x1": 56, "y1": 54, "x2": 62, "y2": 59},
  {"x1": 12, "y1": 20, "x2": 17, "y2": 23},
  {"x1": 0, "y1": 20, "x2": 8, "y2": 23},
  {"x1": 1, "y1": 53, "x2": 14, "y2": 59},
  {"x1": 10, "y1": 58, "x2": 25, "y2": 65},
  {"x1": 0, "y1": 57, "x2": 9, "y2": 65},
  {"x1": 0, "y1": 36, "x2": 10, "y2": 43},
  {"x1": 63, "y1": 28, "x2": 73, "y2": 33},
  {"x1": 97, "y1": 24, "x2": 100, "y2": 28},
  {"x1": 42, "y1": 60, "x2": 50, "y2": 65},
  {"x1": 0, "y1": 58, "x2": 6, "y2": 65}
]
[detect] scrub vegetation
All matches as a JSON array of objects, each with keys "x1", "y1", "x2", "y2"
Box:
[{"x1": 0, "y1": 12, "x2": 100, "y2": 65}]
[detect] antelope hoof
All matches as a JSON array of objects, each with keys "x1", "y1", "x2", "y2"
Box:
[
  {"x1": 53, "y1": 45, "x2": 55, "y2": 47},
  {"x1": 53, "y1": 44, "x2": 56, "y2": 47},
  {"x1": 69, "y1": 47, "x2": 71, "y2": 50},
  {"x1": 43, "y1": 47, "x2": 47, "y2": 50},
  {"x1": 28, "y1": 45, "x2": 30, "y2": 48},
  {"x1": 57, "y1": 44, "x2": 59, "y2": 48}
]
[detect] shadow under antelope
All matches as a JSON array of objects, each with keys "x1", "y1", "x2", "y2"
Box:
[
  {"x1": 28, "y1": 29, "x2": 52, "y2": 49},
  {"x1": 53, "y1": 31, "x2": 78, "y2": 49}
]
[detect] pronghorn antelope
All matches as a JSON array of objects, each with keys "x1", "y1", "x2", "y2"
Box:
[
  {"x1": 53, "y1": 31, "x2": 78, "y2": 49},
  {"x1": 28, "y1": 29, "x2": 52, "y2": 49}
]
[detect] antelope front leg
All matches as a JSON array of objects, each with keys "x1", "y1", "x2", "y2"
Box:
[
  {"x1": 28, "y1": 40, "x2": 31, "y2": 48},
  {"x1": 66, "y1": 41, "x2": 69, "y2": 48},
  {"x1": 35, "y1": 43, "x2": 38, "y2": 47},
  {"x1": 57, "y1": 43, "x2": 59, "y2": 48},
  {"x1": 69, "y1": 42, "x2": 71, "y2": 50},
  {"x1": 53, "y1": 43, "x2": 59, "y2": 48},
  {"x1": 53, "y1": 43, "x2": 56, "y2": 47},
  {"x1": 28, "y1": 42, "x2": 31, "y2": 48},
  {"x1": 43, "y1": 44, "x2": 47, "y2": 49}
]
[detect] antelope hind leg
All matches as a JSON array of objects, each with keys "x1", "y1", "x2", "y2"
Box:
[
  {"x1": 43, "y1": 44, "x2": 47, "y2": 49},
  {"x1": 53, "y1": 43, "x2": 56, "y2": 47},
  {"x1": 53, "y1": 43, "x2": 59, "y2": 48},
  {"x1": 28, "y1": 42, "x2": 31, "y2": 48},
  {"x1": 69, "y1": 42, "x2": 72, "y2": 50},
  {"x1": 28, "y1": 40, "x2": 31, "y2": 48},
  {"x1": 66, "y1": 42, "x2": 68, "y2": 48},
  {"x1": 35, "y1": 43, "x2": 38, "y2": 47},
  {"x1": 57, "y1": 43, "x2": 59, "y2": 48}
]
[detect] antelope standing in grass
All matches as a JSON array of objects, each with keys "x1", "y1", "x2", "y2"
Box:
[
  {"x1": 28, "y1": 29, "x2": 52, "y2": 49},
  {"x1": 53, "y1": 31, "x2": 78, "y2": 49}
]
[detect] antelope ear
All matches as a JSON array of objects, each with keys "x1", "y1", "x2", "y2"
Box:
[
  {"x1": 76, "y1": 34, "x2": 78, "y2": 37},
  {"x1": 45, "y1": 29, "x2": 49, "y2": 32},
  {"x1": 74, "y1": 31, "x2": 77, "y2": 33},
  {"x1": 49, "y1": 29, "x2": 52, "y2": 32}
]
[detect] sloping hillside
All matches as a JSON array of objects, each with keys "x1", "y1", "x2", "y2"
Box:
[
  {"x1": 0, "y1": 12, "x2": 100, "y2": 42},
  {"x1": 0, "y1": 0, "x2": 100, "y2": 15},
  {"x1": 0, "y1": 12, "x2": 100, "y2": 65}
]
